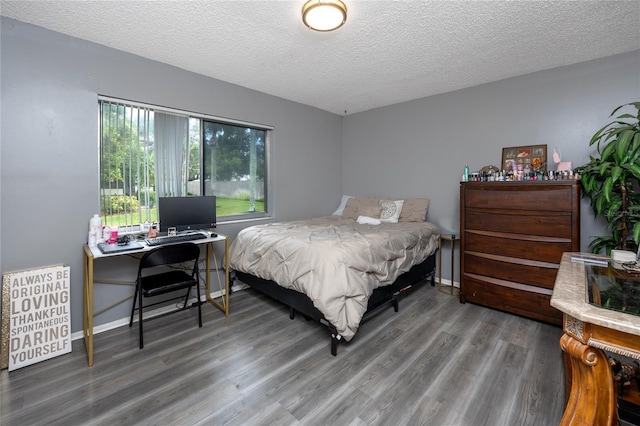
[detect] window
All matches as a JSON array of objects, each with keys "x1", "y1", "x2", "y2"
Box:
[
  {"x1": 203, "y1": 121, "x2": 266, "y2": 220},
  {"x1": 99, "y1": 97, "x2": 270, "y2": 228}
]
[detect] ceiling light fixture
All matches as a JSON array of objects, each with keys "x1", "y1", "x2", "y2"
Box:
[{"x1": 302, "y1": 0, "x2": 347, "y2": 32}]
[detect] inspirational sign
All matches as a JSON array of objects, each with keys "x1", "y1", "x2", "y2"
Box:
[{"x1": 1, "y1": 265, "x2": 71, "y2": 371}]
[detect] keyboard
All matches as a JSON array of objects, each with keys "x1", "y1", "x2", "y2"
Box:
[{"x1": 145, "y1": 232, "x2": 208, "y2": 247}]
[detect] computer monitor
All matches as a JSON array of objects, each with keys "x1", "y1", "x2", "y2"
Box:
[{"x1": 158, "y1": 196, "x2": 217, "y2": 233}]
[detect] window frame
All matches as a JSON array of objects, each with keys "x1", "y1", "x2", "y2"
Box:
[{"x1": 98, "y1": 95, "x2": 273, "y2": 225}]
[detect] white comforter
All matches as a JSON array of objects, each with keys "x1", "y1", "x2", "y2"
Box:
[{"x1": 229, "y1": 216, "x2": 440, "y2": 341}]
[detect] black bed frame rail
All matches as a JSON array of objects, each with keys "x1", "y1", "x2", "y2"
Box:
[{"x1": 234, "y1": 253, "x2": 437, "y2": 356}]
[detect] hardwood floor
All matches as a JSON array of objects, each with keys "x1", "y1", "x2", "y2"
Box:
[{"x1": 1, "y1": 281, "x2": 565, "y2": 425}]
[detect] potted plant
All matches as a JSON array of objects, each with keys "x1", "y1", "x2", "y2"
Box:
[{"x1": 577, "y1": 102, "x2": 640, "y2": 254}]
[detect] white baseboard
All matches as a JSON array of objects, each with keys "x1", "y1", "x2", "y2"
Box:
[
  {"x1": 437, "y1": 278, "x2": 460, "y2": 288},
  {"x1": 71, "y1": 287, "x2": 239, "y2": 342}
]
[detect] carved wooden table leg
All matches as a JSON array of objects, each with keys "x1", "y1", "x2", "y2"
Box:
[{"x1": 559, "y1": 333, "x2": 617, "y2": 426}]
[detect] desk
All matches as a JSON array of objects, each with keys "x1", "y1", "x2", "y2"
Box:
[
  {"x1": 551, "y1": 253, "x2": 640, "y2": 426},
  {"x1": 438, "y1": 233, "x2": 458, "y2": 295},
  {"x1": 82, "y1": 234, "x2": 229, "y2": 366}
]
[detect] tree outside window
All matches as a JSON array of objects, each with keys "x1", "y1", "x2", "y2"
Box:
[{"x1": 99, "y1": 98, "x2": 269, "y2": 228}]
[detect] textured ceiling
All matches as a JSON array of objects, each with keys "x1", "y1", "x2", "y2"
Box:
[{"x1": 1, "y1": 1, "x2": 639, "y2": 115}]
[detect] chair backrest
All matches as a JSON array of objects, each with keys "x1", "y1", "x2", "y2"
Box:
[{"x1": 139, "y1": 243, "x2": 200, "y2": 272}]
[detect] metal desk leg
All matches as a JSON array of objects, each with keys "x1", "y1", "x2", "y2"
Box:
[
  {"x1": 82, "y1": 245, "x2": 94, "y2": 366},
  {"x1": 205, "y1": 237, "x2": 230, "y2": 317},
  {"x1": 438, "y1": 234, "x2": 458, "y2": 296}
]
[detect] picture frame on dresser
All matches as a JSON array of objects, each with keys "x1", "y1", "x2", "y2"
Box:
[{"x1": 501, "y1": 144, "x2": 547, "y2": 174}]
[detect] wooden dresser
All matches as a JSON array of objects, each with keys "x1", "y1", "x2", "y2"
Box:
[{"x1": 460, "y1": 181, "x2": 580, "y2": 325}]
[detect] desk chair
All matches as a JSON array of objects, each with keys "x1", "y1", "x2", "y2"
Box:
[{"x1": 129, "y1": 243, "x2": 202, "y2": 349}]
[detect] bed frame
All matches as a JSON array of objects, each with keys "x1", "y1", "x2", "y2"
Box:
[{"x1": 234, "y1": 251, "x2": 437, "y2": 356}]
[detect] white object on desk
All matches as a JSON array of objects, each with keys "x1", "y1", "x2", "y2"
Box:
[
  {"x1": 611, "y1": 249, "x2": 636, "y2": 263},
  {"x1": 88, "y1": 231, "x2": 97, "y2": 247}
]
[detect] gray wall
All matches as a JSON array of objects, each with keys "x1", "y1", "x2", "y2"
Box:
[
  {"x1": 2, "y1": 16, "x2": 639, "y2": 334},
  {"x1": 0, "y1": 18, "x2": 343, "y2": 332},
  {"x1": 343, "y1": 50, "x2": 640, "y2": 283}
]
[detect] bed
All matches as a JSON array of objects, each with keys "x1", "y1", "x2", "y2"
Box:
[{"x1": 229, "y1": 197, "x2": 440, "y2": 355}]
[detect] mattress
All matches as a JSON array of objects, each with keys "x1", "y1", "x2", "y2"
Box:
[{"x1": 229, "y1": 216, "x2": 440, "y2": 340}]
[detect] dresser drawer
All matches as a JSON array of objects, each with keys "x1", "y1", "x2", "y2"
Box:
[
  {"x1": 461, "y1": 274, "x2": 562, "y2": 325},
  {"x1": 464, "y1": 252, "x2": 559, "y2": 289},
  {"x1": 464, "y1": 186, "x2": 575, "y2": 211},
  {"x1": 464, "y1": 231, "x2": 572, "y2": 264},
  {"x1": 465, "y1": 209, "x2": 573, "y2": 238}
]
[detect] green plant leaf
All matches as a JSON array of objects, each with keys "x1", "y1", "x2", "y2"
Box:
[
  {"x1": 600, "y1": 140, "x2": 617, "y2": 160},
  {"x1": 606, "y1": 126, "x2": 633, "y2": 140},
  {"x1": 611, "y1": 104, "x2": 627, "y2": 116},
  {"x1": 598, "y1": 161, "x2": 613, "y2": 176},
  {"x1": 611, "y1": 166, "x2": 623, "y2": 182},
  {"x1": 605, "y1": 201, "x2": 621, "y2": 224},
  {"x1": 628, "y1": 163, "x2": 640, "y2": 180},
  {"x1": 604, "y1": 177, "x2": 615, "y2": 203},
  {"x1": 588, "y1": 236, "x2": 616, "y2": 255},
  {"x1": 606, "y1": 208, "x2": 616, "y2": 225},
  {"x1": 595, "y1": 194, "x2": 607, "y2": 215},
  {"x1": 631, "y1": 133, "x2": 640, "y2": 159},
  {"x1": 606, "y1": 201, "x2": 623, "y2": 227},
  {"x1": 633, "y1": 222, "x2": 640, "y2": 245},
  {"x1": 611, "y1": 102, "x2": 639, "y2": 118},
  {"x1": 579, "y1": 161, "x2": 600, "y2": 174},
  {"x1": 615, "y1": 129, "x2": 634, "y2": 163},
  {"x1": 612, "y1": 229, "x2": 622, "y2": 247},
  {"x1": 579, "y1": 175, "x2": 592, "y2": 192},
  {"x1": 589, "y1": 123, "x2": 612, "y2": 146},
  {"x1": 616, "y1": 114, "x2": 636, "y2": 119}
]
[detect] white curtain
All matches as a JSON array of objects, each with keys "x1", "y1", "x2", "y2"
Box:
[{"x1": 154, "y1": 112, "x2": 188, "y2": 197}]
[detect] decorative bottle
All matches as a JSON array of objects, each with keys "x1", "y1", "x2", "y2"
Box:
[
  {"x1": 103, "y1": 225, "x2": 111, "y2": 243},
  {"x1": 90, "y1": 214, "x2": 103, "y2": 243}
]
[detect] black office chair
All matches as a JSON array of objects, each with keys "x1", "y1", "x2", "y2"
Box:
[{"x1": 129, "y1": 243, "x2": 202, "y2": 349}]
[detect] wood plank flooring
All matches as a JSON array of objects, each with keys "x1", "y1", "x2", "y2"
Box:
[{"x1": 1, "y1": 281, "x2": 566, "y2": 425}]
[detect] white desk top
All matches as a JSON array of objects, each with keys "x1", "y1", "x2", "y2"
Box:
[
  {"x1": 85, "y1": 233, "x2": 227, "y2": 259},
  {"x1": 550, "y1": 252, "x2": 640, "y2": 337}
]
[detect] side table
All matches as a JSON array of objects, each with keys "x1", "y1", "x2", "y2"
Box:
[{"x1": 438, "y1": 233, "x2": 459, "y2": 295}]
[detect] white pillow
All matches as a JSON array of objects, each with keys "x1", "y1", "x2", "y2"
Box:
[
  {"x1": 357, "y1": 215, "x2": 382, "y2": 225},
  {"x1": 332, "y1": 195, "x2": 354, "y2": 216},
  {"x1": 379, "y1": 199, "x2": 404, "y2": 223}
]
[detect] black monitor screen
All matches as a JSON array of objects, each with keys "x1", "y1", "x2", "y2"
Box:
[{"x1": 158, "y1": 196, "x2": 217, "y2": 233}]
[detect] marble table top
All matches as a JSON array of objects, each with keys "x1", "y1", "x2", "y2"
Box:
[{"x1": 551, "y1": 252, "x2": 640, "y2": 337}]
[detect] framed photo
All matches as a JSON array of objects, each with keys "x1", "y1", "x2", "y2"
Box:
[{"x1": 501, "y1": 144, "x2": 547, "y2": 174}]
